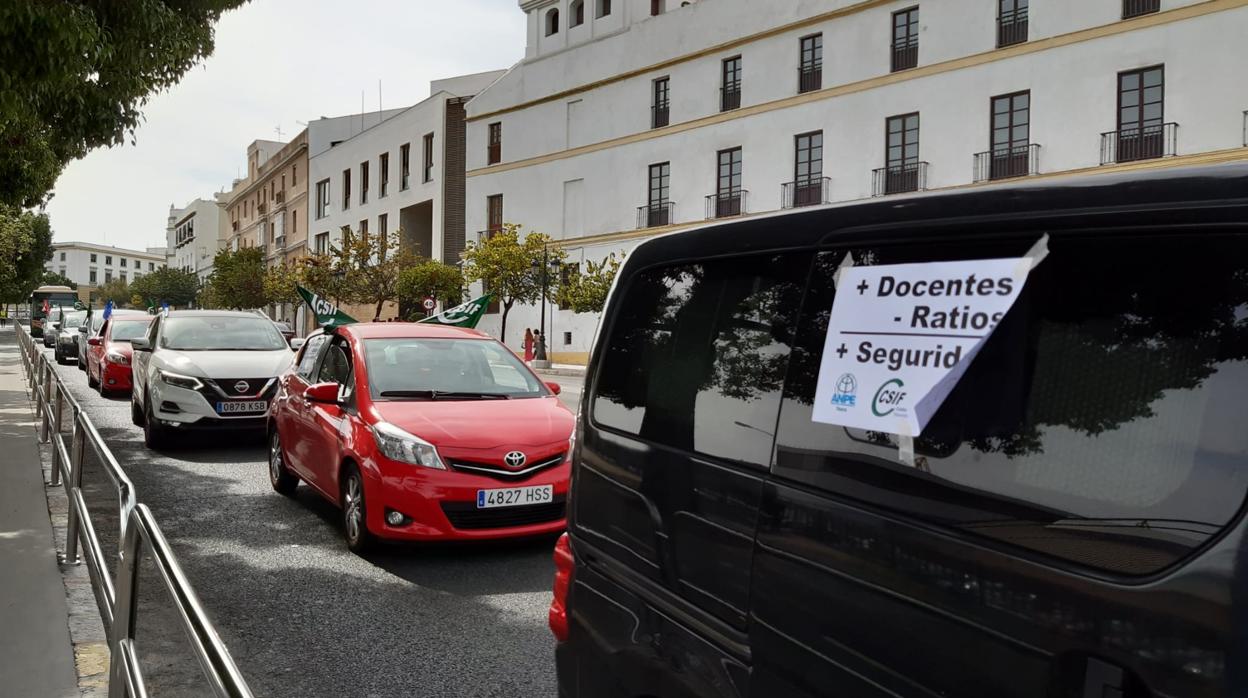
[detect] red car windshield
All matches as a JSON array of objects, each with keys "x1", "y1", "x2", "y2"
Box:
[
  {"x1": 110, "y1": 320, "x2": 151, "y2": 342},
  {"x1": 363, "y1": 338, "x2": 546, "y2": 399}
]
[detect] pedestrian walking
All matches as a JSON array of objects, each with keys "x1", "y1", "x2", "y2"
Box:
[{"x1": 523, "y1": 328, "x2": 535, "y2": 363}]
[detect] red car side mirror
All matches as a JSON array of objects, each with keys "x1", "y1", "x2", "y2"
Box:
[
  {"x1": 545, "y1": 381, "x2": 562, "y2": 396},
  {"x1": 305, "y1": 382, "x2": 341, "y2": 404},
  {"x1": 87, "y1": 337, "x2": 102, "y2": 347}
]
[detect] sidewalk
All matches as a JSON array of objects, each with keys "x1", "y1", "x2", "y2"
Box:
[
  {"x1": 531, "y1": 363, "x2": 587, "y2": 377},
  {"x1": 0, "y1": 327, "x2": 79, "y2": 697}
]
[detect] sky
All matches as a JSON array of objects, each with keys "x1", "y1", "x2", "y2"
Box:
[{"x1": 45, "y1": 0, "x2": 527, "y2": 253}]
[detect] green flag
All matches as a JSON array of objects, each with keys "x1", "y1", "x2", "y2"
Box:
[
  {"x1": 418, "y1": 294, "x2": 492, "y2": 329},
  {"x1": 297, "y1": 286, "x2": 358, "y2": 328}
]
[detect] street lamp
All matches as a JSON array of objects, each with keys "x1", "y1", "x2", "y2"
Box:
[{"x1": 531, "y1": 248, "x2": 561, "y2": 362}]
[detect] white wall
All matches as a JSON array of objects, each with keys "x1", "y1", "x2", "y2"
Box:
[{"x1": 47, "y1": 244, "x2": 166, "y2": 288}]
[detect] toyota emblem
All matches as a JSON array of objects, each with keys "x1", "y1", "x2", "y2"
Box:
[
  {"x1": 234, "y1": 381, "x2": 251, "y2": 394},
  {"x1": 503, "y1": 451, "x2": 527, "y2": 468}
]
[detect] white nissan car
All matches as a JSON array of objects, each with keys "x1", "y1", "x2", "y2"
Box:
[{"x1": 130, "y1": 310, "x2": 296, "y2": 449}]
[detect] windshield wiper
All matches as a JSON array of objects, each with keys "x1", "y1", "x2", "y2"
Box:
[{"x1": 379, "y1": 390, "x2": 511, "y2": 400}]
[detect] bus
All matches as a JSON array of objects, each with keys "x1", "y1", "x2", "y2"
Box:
[{"x1": 29, "y1": 285, "x2": 79, "y2": 337}]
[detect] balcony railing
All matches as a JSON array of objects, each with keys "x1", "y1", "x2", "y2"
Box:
[
  {"x1": 1122, "y1": 0, "x2": 1160, "y2": 19},
  {"x1": 720, "y1": 84, "x2": 741, "y2": 112},
  {"x1": 973, "y1": 144, "x2": 1040, "y2": 182},
  {"x1": 231, "y1": 221, "x2": 239, "y2": 232},
  {"x1": 637, "y1": 202, "x2": 675, "y2": 229},
  {"x1": 652, "y1": 103, "x2": 670, "y2": 129},
  {"x1": 273, "y1": 235, "x2": 286, "y2": 250},
  {"x1": 891, "y1": 39, "x2": 918, "y2": 72},
  {"x1": 872, "y1": 162, "x2": 929, "y2": 196},
  {"x1": 997, "y1": 7, "x2": 1028, "y2": 47},
  {"x1": 705, "y1": 190, "x2": 748, "y2": 219},
  {"x1": 257, "y1": 202, "x2": 267, "y2": 214},
  {"x1": 275, "y1": 190, "x2": 285, "y2": 205},
  {"x1": 782, "y1": 177, "x2": 831, "y2": 209},
  {"x1": 487, "y1": 142, "x2": 501, "y2": 165},
  {"x1": 1100, "y1": 123, "x2": 1177, "y2": 164},
  {"x1": 798, "y1": 65, "x2": 822, "y2": 93}
]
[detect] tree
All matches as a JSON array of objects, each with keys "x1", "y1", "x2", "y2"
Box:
[
  {"x1": 41, "y1": 270, "x2": 77, "y2": 290},
  {"x1": 0, "y1": 206, "x2": 54, "y2": 302},
  {"x1": 556, "y1": 253, "x2": 623, "y2": 314},
  {"x1": 336, "y1": 225, "x2": 421, "y2": 321},
  {"x1": 397, "y1": 260, "x2": 465, "y2": 318},
  {"x1": 95, "y1": 278, "x2": 132, "y2": 306},
  {"x1": 0, "y1": 1, "x2": 247, "y2": 209},
  {"x1": 460, "y1": 224, "x2": 566, "y2": 344},
  {"x1": 130, "y1": 267, "x2": 198, "y2": 307},
  {"x1": 263, "y1": 261, "x2": 302, "y2": 307},
  {"x1": 204, "y1": 247, "x2": 266, "y2": 310}
]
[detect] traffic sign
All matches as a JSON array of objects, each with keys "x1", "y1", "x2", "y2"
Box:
[{"x1": 422, "y1": 297, "x2": 436, "y2": 311}]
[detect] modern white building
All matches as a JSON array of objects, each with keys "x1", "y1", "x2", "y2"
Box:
[
  {"x1": 307, "y1": 71, "x2": 506, "y2": 281},
  {"x1": 46, "y1": 242, "x2": 167, "y2": 288},
  {"x1": 166, "y1": 196, "x2": 229, "y2": 282},
  {"x1": 466, "y1": 0, "x2": 1248, "y2": 363}
]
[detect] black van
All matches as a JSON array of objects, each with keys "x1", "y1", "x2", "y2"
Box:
[{"x1": 551, "y1": 162, "x2": 1248, "y2": 698}]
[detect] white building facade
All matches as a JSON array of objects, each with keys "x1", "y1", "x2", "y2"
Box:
[
  {"x1": 466, "y1": 0, "x2": 1248, "y2": 363},
  {"x1": 46, "y1": 242, "x2": 167, "y2": 288},
  {"x1": 167, "y1": 196, "x2": 229, "y2": 282},
  {"x1": 307, "y1": 71, "x2": 506, "y2": 297}
]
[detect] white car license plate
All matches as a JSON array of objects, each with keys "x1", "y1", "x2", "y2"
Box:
[
  {"x1": 476, "y1": 484, "x2": 554, "y2": 509},
  {"x1": 216, "y1": 400, "x2": 268, "y2": 414}
]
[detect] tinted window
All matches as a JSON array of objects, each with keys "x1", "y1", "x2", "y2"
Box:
[
  {"x1": 593, "y1": 253, "x2": 809, "y2": 466},
  {"x1": 296, "y1": 335, "x2": 328, "y2": 379},
  {"x1": 363, "y1": 338, "x2": 545, "y2": 398},
  {"x1": 773, "y1": 234, "x2": 1248, "y2": 574},
  {"x1": 160, "y1": 316, "x2": 286, "y2": 351}
]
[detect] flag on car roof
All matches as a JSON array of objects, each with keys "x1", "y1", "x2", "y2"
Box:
[
  {"x1": 296, "y1": 285, "x2": 358, "y2": 328},
  {"x1": 417, "y1": 294, "x2": 492, "y2": 329}
]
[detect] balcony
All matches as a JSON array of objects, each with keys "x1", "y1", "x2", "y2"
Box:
[
  {"x1": 891, "y1": 39, "x2": 918, "y2": 72},
  {"x1": 973, "y1": 144, "x2": 1040, "y2": 182},
  {"x1": 1100, "y1": 123, "x2": 1177, "y2": 164},
  {"x1": 652, "y1": 103, "x2": 670, "y2": 129},
  {"x1": 273, "y1": 235, "x2": 286, "y2": 250},
  {"x1": 720, "y1": 84, "x2": 741, "y2": 112},
  {"x1": 782, "y1": 178, "x2": 831, "y2": 209},
  {"x1": 997, "y1": 7, "x2": 1028, "y2": 47},
  {"x1": 231, "y1": 221, "x2": 238, "y2": 232},
  {"x1": 798, "y1": 65, "x2": 822, "y2": 94},
  {"x1": 1122, "y1": 0, "x2": 1160, "y2": 19},
  {"x1": 275, "y1": 190, "x2": 285, "y2": 205},
  {"x1": 257, "y1": 202, "x2": 267, "y2": 215},
  {"x1": 705, "y1": 190, "x2": 748, "y2": 219},
  {"x1": 637, "y1": 202, "x2": 675, "y2": 229},
  {"x1": 872, "y1": 162, "x2": 929, "y2": 196}
]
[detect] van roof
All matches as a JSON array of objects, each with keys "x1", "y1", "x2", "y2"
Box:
[{"x1": 629, "y1": 161, "x2": 1248, "y2": 267}]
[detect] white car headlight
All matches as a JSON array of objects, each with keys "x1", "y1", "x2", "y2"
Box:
[
  {"x1": 158, "y1": 369, "x2": 202, "y2": 391},
  {"x1": 106, "y1": 351, "x2": 129, "y2": 365},
  {"x1": 371, "y1": 422, "x2": 445, "y2": 470}
]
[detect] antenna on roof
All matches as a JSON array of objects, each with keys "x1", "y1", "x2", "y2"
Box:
[
  {"x1": 275, "y1": 125, "x2": 284, "y2": 140},
  {"x1": 379, "y1": 79, "x2": 383, "y2": 122}
]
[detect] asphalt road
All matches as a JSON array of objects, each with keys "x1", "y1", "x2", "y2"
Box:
[{"x1": 38, "y1": 340, "x2": 585, "y2": 697}]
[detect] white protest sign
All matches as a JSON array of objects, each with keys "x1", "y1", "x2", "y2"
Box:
[{"x1": 811, "y1": 237, "x2": 1048, "y2": 436}]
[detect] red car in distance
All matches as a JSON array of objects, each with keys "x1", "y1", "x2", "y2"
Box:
[
  {"x1": 87, "y1": 313, "x2": 154, "y2": 397},
  {"x1": 268, "y1": 323, "x2": 574, "y2": 552}
]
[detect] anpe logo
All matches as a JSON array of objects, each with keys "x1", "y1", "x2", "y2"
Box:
[
  {"x1": 871, "y1": 378, "x2": 907, "y2": 417},
  {"x1": 831, "y1": 373, "x2": 858, "y2": 408}
]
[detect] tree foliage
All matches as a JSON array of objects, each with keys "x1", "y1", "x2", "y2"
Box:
[
  {"x1": 0, "y1": 205, "x2": 54, "y2": 302},
  {"x1": 130, "y1": 266, "x2": 198, "y2": 307},
  {"x1": 263, "y1": 261, "x2": 302, "y2": 307},
  {"x1": 94, "y1": 278, "x2": 132, "y2": 306},
  {"x1": 461, "y1": 224, "x2": 565, "y2": 344},
  {"x1": 397, "y1": 260, "x2": 464, "y2": 317},
  {"x1": 41, "y1": 270, "x2": 77, "y2": 290},
  {"x1": 0, "y1": 1, "x2": 247, "y2": 209},
  {"x1": 556, "y1": 253, "x2": 623, "y2": 314},
  {"x1": 333, "y1": 225, "x2": 420, "y2": 321},
  {"x1": 203, "y1": 247, "x2": 266, "y2": 310}
]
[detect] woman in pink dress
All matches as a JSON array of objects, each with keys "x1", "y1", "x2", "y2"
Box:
[{"x1": 523, "y1": 328, "x2": 535, "y2": 363}]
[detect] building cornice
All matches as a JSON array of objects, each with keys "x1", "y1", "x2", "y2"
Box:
[
  {"x1": 467, "y1": 0, "x2": 1247, "y2": 176},
  {"x1": 227, "y1": 138, "x2": 309, "y2": 206}
]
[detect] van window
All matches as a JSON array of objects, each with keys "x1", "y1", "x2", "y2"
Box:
[
  {"x1": 593, "y1": 252, "x2": 810, "y2": 466},
  {"x1": 773, "y1": 234, "x2": 1248, "y2": 575}
]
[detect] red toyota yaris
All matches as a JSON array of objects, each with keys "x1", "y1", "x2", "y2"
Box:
[
  {"x1": 268, "y1": 323, "x2": 575, "y2": 552},
  {"x1": 86, "y1": 313, "x2": 153, "y2": 398}
]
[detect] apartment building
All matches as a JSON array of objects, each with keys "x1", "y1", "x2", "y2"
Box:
[
  {"x1": 308, "y1": 71, "x2": 505, "y2": 275},
  {"x1": 466, "y1": 0, "x2": 1248, "y2": 363},
  {"x1": 45, "y1": 242, "x2": 167, "y2": 290},
  {"x1": 167, "y1": 196, "x2": 229, "y2": 282}
]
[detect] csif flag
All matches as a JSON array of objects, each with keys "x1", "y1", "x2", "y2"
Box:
[
  {"x1": 296, "y1": 286, "x2": 358, "y2": 328},
  {"x1": 417, "y1": 294, "x2": 492, "y2": 329}
]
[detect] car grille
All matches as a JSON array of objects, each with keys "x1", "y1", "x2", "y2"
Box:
[
  {"x1": 440, "y1": 497, "x2": 567, "y2": 530},
  {"x1": 197, "y1": 377, "x2": 278, "y2": 402},
  {"x1": 448, "y1": 453, "x2": 566, "y2": 481}
]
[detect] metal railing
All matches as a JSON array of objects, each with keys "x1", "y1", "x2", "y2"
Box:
[
  {"x1": 873, "y1": 162, "x2": 929, "y2": 196},
  {"x1": 782, "y1": 177, "x2": 831, "y2": 209},
  {"x1": 637, "y1": 202, "x2": 675, "y2": 228},
  {"x1": 798, "y1": 65, "x2": 822, "y2": 93},
  {"x1": 14, "y1": 323, "x2": 254, "y2": 698},
  {"x1": 997, "y1": 7, "x2": 1028, "y2": 47},
  {"x1": 973, "y1": 143, "x2": 1040, "y2": 182},
  {"x1": 651, "y1": 103, "x2": 670, "y2": 129},
  {"x1": 891, "y1": 39, "x2": 918, "y2": 72},
  {"x1": 720, "y1": 84, "x2": 741, "y2": 112},
  {"x1": 1122, "y1": 0, "x2": 1160, "y2": 19},
  {"x1": 1100, "y1": 122, "x2": 1178, "y2": 164},
  {"x1": 705, "y1": 190, "x2": 748, "y2": 219}
]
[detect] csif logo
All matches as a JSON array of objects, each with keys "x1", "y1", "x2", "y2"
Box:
[{"x1": 871, "y1": 378, "x2": 907, "y2": 417}]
